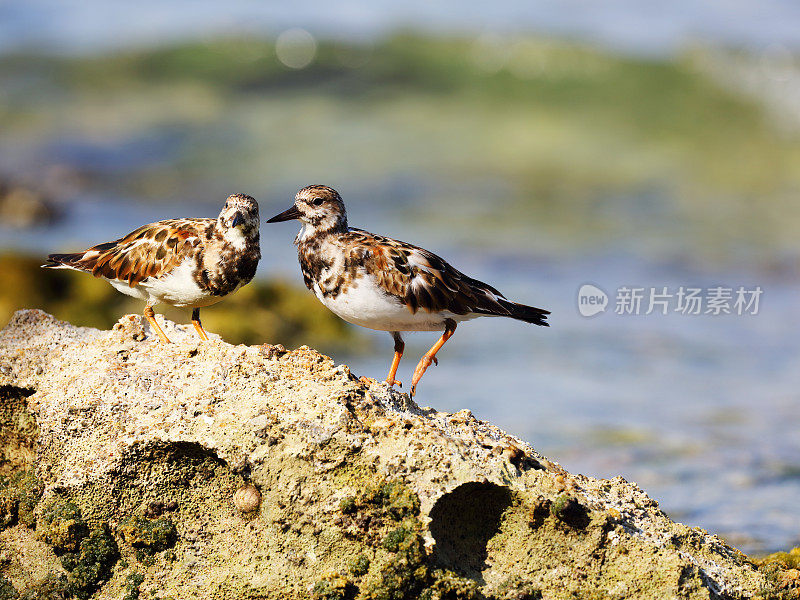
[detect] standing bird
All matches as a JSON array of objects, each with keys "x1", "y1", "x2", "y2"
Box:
[
  {"x1": 43, "y1": 194, "x2": 261, "y2": 343},
  {"x1": 267, "y1": 185, "x2": 549, "y2": 395}
]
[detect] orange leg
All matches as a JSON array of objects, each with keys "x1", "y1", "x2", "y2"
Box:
[
  {"x1": 144, "y1": 305, "x2": 171, "y2": 343},
  {"x1": 385, "y1": 332, "x2": 404, "y2": 387},
  {"x1": 411, "y1": 319, "x2": 456, "y2": 397},
  {"x1": 191, "y1": 308, "x2": 210, "y2": 341}
]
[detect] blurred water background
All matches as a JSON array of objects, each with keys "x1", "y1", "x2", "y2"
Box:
[{"x1": 1, "y1": 1, "x2": 799, "y2": 554}]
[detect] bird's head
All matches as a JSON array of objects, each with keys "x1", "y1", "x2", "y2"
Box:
[
  {"x1": 266, "y1": 185, "x2": 347, "y2": 237},
  {"x1": 218, "y1": 193, "x2": 260, "y2": 234}
]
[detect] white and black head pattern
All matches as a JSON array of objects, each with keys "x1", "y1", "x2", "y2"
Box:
[
  {"x1": 266, "y1": 185, "x2": 347, "y2": 239},
  {"x1": 218, "y1": 193, "x2": 260, "y2": 233}
]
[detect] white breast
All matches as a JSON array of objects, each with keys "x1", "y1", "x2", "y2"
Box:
[
  {"x1": 316, "y1": 272, "x2": 469, "y2": 332},
  {"x1": 137, "y1": 258, "x2": 220, "y2": 308}
]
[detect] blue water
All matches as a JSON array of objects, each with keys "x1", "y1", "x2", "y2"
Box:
[{"x1": 3, "y1": 195, "x2": 799, "y2": 554}]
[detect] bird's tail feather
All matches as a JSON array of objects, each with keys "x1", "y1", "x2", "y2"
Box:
[
  {"x1": 42, "y1": 252, "x2": 89, "y2": 270},
  {"x1": 497, "y1": 299, "x2": 550, "y2": 326}
]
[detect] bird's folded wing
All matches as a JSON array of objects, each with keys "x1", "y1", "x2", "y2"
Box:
[
  {"x1": 79, "y1": 219, "x2": 210, "y2": 286},
  {"x1": 345, "y1": 229, "x2": 509, "y2": 316}
]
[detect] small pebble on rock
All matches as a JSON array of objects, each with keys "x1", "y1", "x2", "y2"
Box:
[{"x1": 234, "y1": 484, "x2": 262, "y2": 513}]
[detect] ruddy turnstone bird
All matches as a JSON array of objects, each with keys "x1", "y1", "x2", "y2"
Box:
[
  {"x1": 267, "y1": 185, "x2": 549, "y2": 395},
  {"x1": 43, "y1": 194, "x2": 260, "y2": 343}
]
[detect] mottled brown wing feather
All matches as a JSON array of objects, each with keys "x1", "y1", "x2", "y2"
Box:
[
  {"x1": 70, "y1": 218, "x2": 213, "y2": 286},
  {"x1": 344, "y1": 228, "x2": 510, "y2": 316}
]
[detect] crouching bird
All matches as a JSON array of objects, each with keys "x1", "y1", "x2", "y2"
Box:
[
  {"x1": 43, "y1": 193, "x2": 261, "y2": 343},
  {"x1": 267, "y1": 185, "x2": 549, "y2": 396}
]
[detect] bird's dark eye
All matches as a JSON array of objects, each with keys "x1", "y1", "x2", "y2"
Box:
[{"x1": 312, "y1": 198, "x2": 324, "y2": 206}]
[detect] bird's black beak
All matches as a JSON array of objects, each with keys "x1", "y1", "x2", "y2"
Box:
[
  {"x1": 231, "y1": 212, "x2": 246, "y2": 227},
  {"x1": 267, "y1": 205, "x2": 302, "y2": 223}
]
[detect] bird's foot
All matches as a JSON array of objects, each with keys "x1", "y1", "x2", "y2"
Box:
[
  {"x1": 385, "y1": 376, "x2": 403, "y2": 388},
  {"x1": 409, "y1": 320, "x2": 454, "y2": 397},
  {"x1": 410, "y1": 355, "x2": 437, "y2": 397},
  {"x1": 359, "y1": 376, "x2": 379, "y2": 386}
]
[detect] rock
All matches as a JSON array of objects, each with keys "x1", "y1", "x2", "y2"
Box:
[{"x1": 0, "y1": 309, "x2": 793, "y2": 599}]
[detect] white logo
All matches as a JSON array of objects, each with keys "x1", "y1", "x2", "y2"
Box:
[{"x1": 578, "y1": 284, "x2": 608, "y2": 317}]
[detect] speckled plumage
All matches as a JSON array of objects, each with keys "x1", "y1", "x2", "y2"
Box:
[
  {"x1": 298, "y1": 227, "x2": 537, "y2": 320},
  {"x1": 43, "y1": 193, "x2": 261, "y2": 342},
  {"x1": 268, "y1": 185, "x2": 549, "y2": 394}
]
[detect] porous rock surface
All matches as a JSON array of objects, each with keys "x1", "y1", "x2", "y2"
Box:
[{"x1": 0, "y1": 310, "x2": 785, "y2": 599}]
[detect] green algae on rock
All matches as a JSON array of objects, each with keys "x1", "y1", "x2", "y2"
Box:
[
  {"x1": 0, "y1": 470, "x2": 42, "y2": 530},
  {"x1": 312, "y1": 573, "x2": 358, "y2": 600},
  {"x1": 36, "y1": 499, "x2": 89, "y2": 555},
  {"x1": 754, "y1": 548, "x2": 800, "y2": 599},
  {"x1": 758, "y1": 547, "x2": 800, "y2": 570},
  {"x1": 0, "y1": 575, "x2": 19, "y2": 600},
  {"x1": 121, "y1": 572, "x2": 144, "y2": 600},
  {"x1": 61, "y1": 525, "x2": 119, "y2": 599},
  {"x1": 348, "y1": 555, "x2": 370, "y2": 577},
  {"x1": 119, "y1": 516, "x2": 177, "y2": 557},
  {"x1": 0, "y1": 309, "x2": 794, "y2": 599},
  {"x1": 332, "y1": 480, "x2": 479, "y2": 600},
  {"x1": 33, "y1": 498, "x2": 119, "y2": 599}
]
